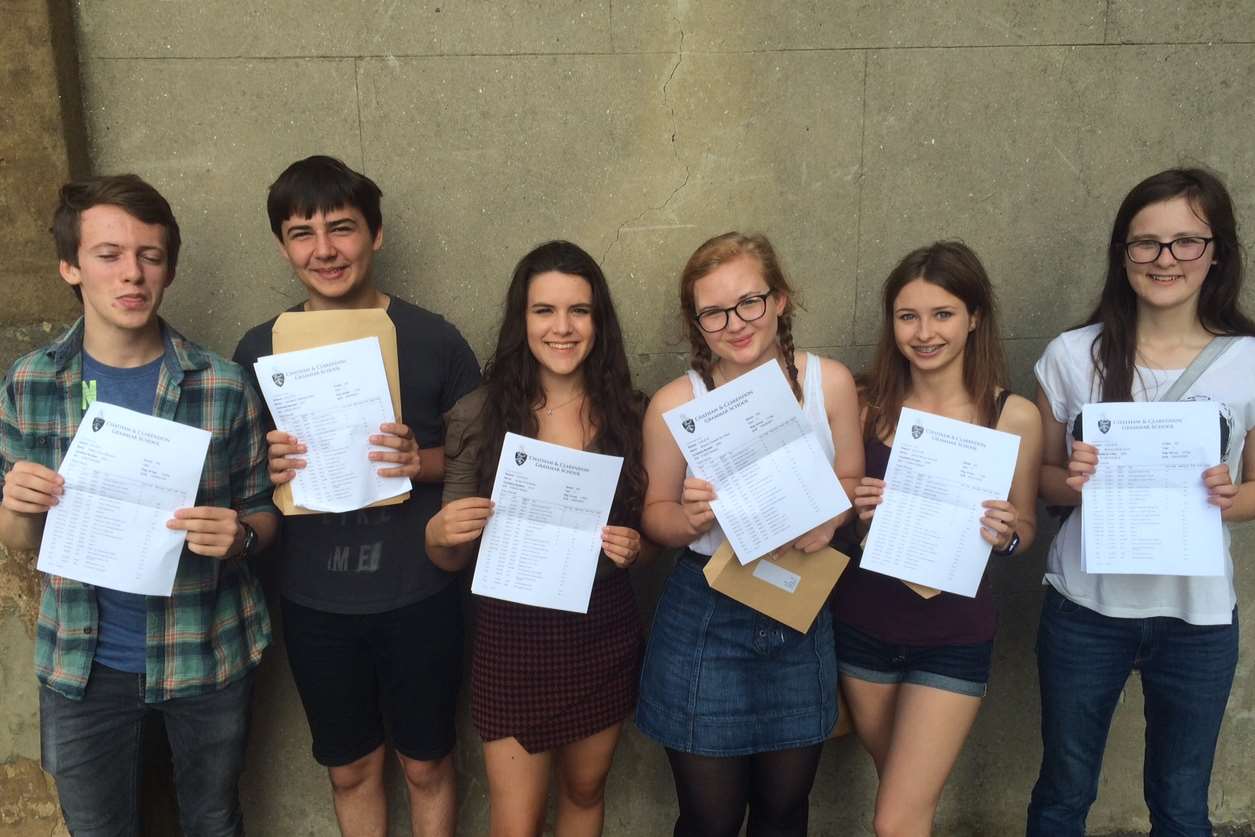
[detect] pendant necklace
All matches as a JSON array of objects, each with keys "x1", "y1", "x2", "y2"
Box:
[{"x1": 540, "y1": 391, "x2": 584, "y2": 417}]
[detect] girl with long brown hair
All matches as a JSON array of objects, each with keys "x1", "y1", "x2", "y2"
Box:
[
  {"x1": 635, "y1": 232, "x2": 862, "y2": 837},
  {"x1": 1027, "y1": 169, "x2": 1255, "y2": 836},
  {"x1": 829, "y1": 240, "x2": 1041, "y2": 837},
  {"x1": 426, "y1": 241, "x2": 647, "y2": 837}
]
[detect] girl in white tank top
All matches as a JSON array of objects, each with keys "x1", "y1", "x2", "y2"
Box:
[{"x1": 635, "y1": 232, "x2": 862, "y2": 837}]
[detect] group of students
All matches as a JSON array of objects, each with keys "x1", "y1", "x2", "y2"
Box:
[{"x1": 0, "y1": 155, "x2": 1250, "y2": 837}]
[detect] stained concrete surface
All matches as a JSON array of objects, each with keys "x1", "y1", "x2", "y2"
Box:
[{"x1": 3, "y1": 1, "x2": 1254, "y2": 834}]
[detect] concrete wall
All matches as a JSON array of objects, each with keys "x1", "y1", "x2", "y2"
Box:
[{"x1": 3, "y1": 1, "x2": 1255, "y2": 834}]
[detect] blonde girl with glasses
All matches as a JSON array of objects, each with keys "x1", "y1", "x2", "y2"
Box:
[{"x1": 635, "y1": 232, "x2": 862, "y2": 837}]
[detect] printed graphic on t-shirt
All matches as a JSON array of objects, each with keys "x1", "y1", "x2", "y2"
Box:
[{"x1": 322, "y1": 506, "x2": 392, "y2": 573}]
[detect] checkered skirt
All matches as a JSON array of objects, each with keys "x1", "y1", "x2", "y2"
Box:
[{"x1": 471, "y1": 570, "x2": 644, "y2": 753}]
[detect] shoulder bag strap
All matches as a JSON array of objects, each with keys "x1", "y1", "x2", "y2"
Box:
[{"x1": 1159, "y1": 335, "x2": 1239, "y2": 402}]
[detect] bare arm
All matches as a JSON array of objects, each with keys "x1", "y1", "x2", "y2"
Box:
[
  {"x1": 1036, "y1": 386, "x2": 1081, "y2": 508},
  {"x1": 641, "y1": 378, "x2": 717, "y2": 549},
  {"x1": 823, "y1": 358, "x2": 864, "y2": 526},
  {"x1": 982, "y1": 394, "x2": 1042, "y2": 553}
]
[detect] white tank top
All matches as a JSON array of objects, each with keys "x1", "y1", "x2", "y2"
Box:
[{"x1": 684, "y1": 352, "x2": 836, "y2": 556}]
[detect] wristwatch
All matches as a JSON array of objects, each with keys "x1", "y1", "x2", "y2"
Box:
[
  {"x1": 235, "y1": 521, "x2": 258, "y2": 559},
  {"x1": 992, "y1": 531, "x2": 1020, "y2": 557}
]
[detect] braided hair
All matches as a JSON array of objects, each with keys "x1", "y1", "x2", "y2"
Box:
[{"x1": 679, "y1": 232, "x2": 803, "y2": 401}]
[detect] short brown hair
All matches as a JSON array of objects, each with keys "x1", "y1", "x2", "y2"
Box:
[{"x1": 51, "y1": 174, "x2": 181, "y2": 299}]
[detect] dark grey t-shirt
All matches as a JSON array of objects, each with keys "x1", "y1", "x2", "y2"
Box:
[{"x1": 233, "y1": 297, "x2": 480, "y2": 614}]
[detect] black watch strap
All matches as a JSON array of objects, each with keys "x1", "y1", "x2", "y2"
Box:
[{"x1": 237, "y1": 520, "x2": 258, "y2": 559}]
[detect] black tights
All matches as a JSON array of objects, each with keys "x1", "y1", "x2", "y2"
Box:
[{"x1": 666, "y1": 744, "x2": 824, "y2": 837}]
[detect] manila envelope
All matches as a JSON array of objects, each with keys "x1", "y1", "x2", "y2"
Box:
[
  {"x1": 703, "y1": 540, "x2": 850, "y2": 634},
  {"x1": 269, "y1": 308, "x2": 408, "y2": 516},
  {"x1": 858, "y1": 532, "x2": 940, "y2": 599}
]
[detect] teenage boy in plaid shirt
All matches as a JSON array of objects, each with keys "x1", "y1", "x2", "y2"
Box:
[{"x1": 0, "y1": 174, "x2": 277, "y2": 836}]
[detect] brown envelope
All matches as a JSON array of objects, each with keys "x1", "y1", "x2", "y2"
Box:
[
  {"x1": 703, "y1": 540, "x2": 850, "y2": 634},
  {"x1": 857, "y1": 532, "x2": 940, "y2": 599},
  {"x1": 269, "y1": 308, "x2": 408, "y2": 516}
]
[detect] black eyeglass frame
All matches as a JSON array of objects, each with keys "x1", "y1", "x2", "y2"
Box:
[
  {"x1": 1122, "y1": 236, "x2": 1214, "y2": 265},
  {"x1": 693, "y1": 291, "x2": 775, "y2": 333}
]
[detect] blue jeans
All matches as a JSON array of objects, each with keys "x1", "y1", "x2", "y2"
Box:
[
  {"x1": 40, "y1": 662, "x2": 255, "y2": 837},
  {"x1": 1027, "y1": 588, "x2": 1238, "y2": 837}
]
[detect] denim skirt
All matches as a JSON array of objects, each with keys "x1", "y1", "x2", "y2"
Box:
[{"x1": 636, "y1": 551, "x2": 838, "y2": 756}]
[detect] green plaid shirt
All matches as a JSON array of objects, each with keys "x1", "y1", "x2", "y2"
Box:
[{"x1": 0, "y1": 318, "x2": 274, "y2": 702}]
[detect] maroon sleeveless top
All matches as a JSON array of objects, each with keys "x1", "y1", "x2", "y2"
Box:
[{"x1": 829, "y1": 393, "x2": 1011, "y2": 646}]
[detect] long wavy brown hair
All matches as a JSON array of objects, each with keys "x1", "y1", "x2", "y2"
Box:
[
  {"x1": 1086, "y1": 167, "x2": 1255, "y2": 401},
  {"x1": 679, "y1": 232, "x2": 803, "y2": 400},
  {"x1": 472, "y1": 241, "x2": 647, "y2": 528},
  {"x1": 863, "y1": 241, "x2": 1009, "y2": 442}
]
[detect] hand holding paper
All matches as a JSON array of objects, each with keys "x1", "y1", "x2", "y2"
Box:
[
  {"x1": 167, "y1": 505, "x2": 241, "y2": 559},
  {"x1": 471, "y1": 433, "x2": 623, "y2": 613},
  {"x1": 1080, "y1": 401, "x2": 1223, "y2": 576},
  {"x1": 254, "y1": 336, "x2": 411, "y2": 514},
  {"x1": 859, "y1": 408, "x2": 1020, "y2": 597},
  {"x1": 36, "y1": 402, "x2": 211, "y2": 596},
  {"x1": 663, "y1": 362, "x2": 850, "y2": 564}
]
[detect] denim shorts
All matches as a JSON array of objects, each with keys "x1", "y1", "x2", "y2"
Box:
[
  {"x1": 832, "y1": 619, "x2": 992, "y2": 698},
  {"x1": 636, "y1": 552, "x2": 838, "y2": 756}
]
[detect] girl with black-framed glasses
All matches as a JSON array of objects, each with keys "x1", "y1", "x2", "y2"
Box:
[{"x1": 1027, "y1": 168, "x2": 1255, "y2": 837}]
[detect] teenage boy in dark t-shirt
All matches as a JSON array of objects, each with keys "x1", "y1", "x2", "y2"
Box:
[
  {"x1": 0, "y1": 174, "x2": 277, "y2": 835},
  {"x1": 233, "y1": 156, "x2": 479, "y2": 837}
]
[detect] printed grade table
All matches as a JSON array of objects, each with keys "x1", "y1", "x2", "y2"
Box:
[
  {"x1": 859, "y1": 407, "x2": 1020, "y2": 597},
  {"x1": 472, "y1": 433, "x2": 623, "y2": 613},
  {"x1": 663, "y1": 361, "x2": 850, "y2": 564},
  {"x1": 701, "y1": 414, "x2": 824, "y2": 556},
  {"x1": 37, "y1": 401, "x2": 211, "y2": 596},
  {"x1": 1081, "y1": 401, "x2": 1224, "y2": 576}
]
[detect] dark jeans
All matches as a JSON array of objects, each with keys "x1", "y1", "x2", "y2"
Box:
[
  {"x1": 1027, "y1": 588, "x2": 1238, "y2": 837},
  {"x1": 40, "y1": 662, "x2": 255, "y2": 837}
]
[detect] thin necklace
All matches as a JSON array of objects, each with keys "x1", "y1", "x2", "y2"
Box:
[{"x1": 539, "y1": 391, "x2": 584, "y2": 417}]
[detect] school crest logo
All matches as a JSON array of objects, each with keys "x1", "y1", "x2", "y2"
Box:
[
  {"x1": 514, "y1": 450, "x2": 528, "y2": 466},
  {"x1": 1098, "y1": 418, "x2": 1111, "y2": 434},
  {"x1": 911, "y1": 424, "x2": 923, "y2": 440},
  {"x1": 271, "y1": 372, "x2": 285, "y2": 387},
  {"x1": 681, "y1": 417, "x2": 696, "y2": 434},
  {"x1": 91, "y1": 417, "x2": 105, "y2": 432}
]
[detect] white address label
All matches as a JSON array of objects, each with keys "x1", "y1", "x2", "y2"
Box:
[{"x1": 751, "y1": 559, "x2": 801, "y2": 593}]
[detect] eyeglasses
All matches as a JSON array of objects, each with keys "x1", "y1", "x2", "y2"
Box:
[
  {"x1": 1123, "y1": 236, "x2": 1213, "y2": 264},
  {"x1": 694, "y1": 292, "x2": 773, "y2": 333}
]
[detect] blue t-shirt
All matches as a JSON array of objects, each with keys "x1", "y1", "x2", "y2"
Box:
[{"x1": 82, "y1": 351, "x2": 163, "y2": 673}]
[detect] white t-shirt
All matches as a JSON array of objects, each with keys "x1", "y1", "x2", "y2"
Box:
[{"x1": 1034, "y1": 323, "x2": 1255, "y2": 625}]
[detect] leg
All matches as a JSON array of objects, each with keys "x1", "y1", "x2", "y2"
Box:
[
  {"x1": 397, "y1": 751, "x2": 457, "y2": 837},
  {"x1": 327, "y1": 745, "x2": 388, "y2": 837},
  {"x1": 745, "y1": 743, "x2": 825, "y2": 837},
  {"x1": 1140, "y1": 616, "x2": 1238, "y2": 837},
  {"x1": 482, "y1": 736, "x2": 553, "y2": 837},
  {"x1": 871, "y1": 684, "x2": 982, "y2": 837},
  {"x1": 665, "y1": 749, "x2": 752, "y2": 837},
  {"x1": 39, "y1": 665, "x2": 146, "y2": 836},
  {"x1": 376, "y1": 587, "x2": 463, "y2": 837},
  {"x1": 161, "y1": 671, "x2": 255, "y2": 837},
  {"x1": 281, "y1": 599, "x2": 388, "y2": 836},
  {"x1": 1027, "y1": 589, "x2": 1138, "y2": 837},
  {"x1": 839, "y1": 675, "x2": 902, "y2": 775},
  {"x1": 553, "y1": 722, "x2": 624, "y2": 837}
]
